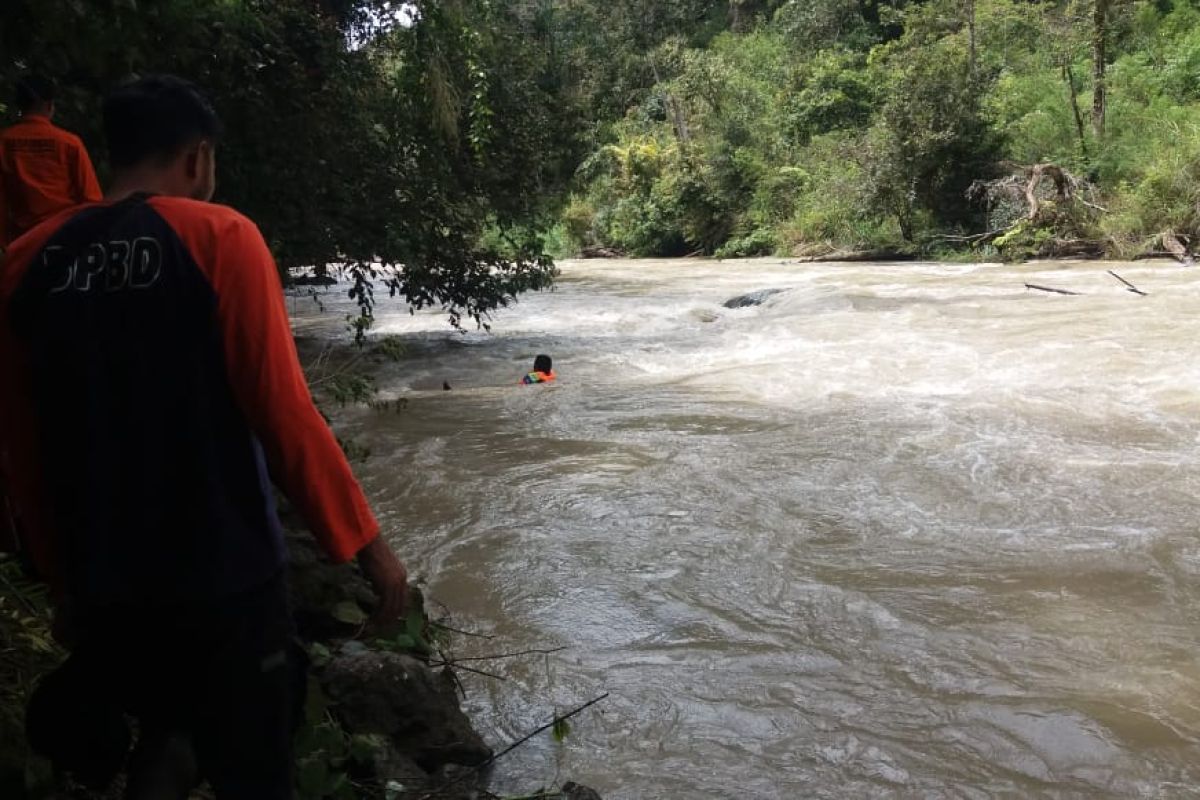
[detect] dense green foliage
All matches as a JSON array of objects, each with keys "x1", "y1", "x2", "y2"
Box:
[
  {"x1": 551, "y1": 0, "x2": 1200, "y2": 259},
  {"x1": 0, "y1": 557, "x2": 60, "y2": 799},
  {"x1": 1, "y1": 0, "x2": 586, "y2": 332},
  {"x1": 5, "y1": 0, "x2": 1197, "y2": 288}
]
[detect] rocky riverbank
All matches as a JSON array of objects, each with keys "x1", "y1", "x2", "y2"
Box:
[
  {"x1": 275, "y1": 515, "x2": 605, "y2": 800},
  {"x1": 0, "y1": 526, "x2": 602, "y2": 800}
]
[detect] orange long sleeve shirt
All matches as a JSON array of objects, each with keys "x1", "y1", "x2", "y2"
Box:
[
  {"x1": 0, "y1": 195, "x2": 380, "y2": 602},
  {"x1": 0, "y1": 113, "x2": 102, "y2": 247}
]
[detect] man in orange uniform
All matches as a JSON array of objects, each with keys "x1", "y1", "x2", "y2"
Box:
[
  {"x1": 0, "y1": 75, "x2": 103, "y2": 247},
  {"x1": 520, "y1": 354, "x2": 556, "y2": 384},
  {"x1": 0, "y1": 75, "x2": 409, "y2": 798}
]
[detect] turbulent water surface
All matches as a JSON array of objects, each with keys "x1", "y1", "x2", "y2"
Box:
[{"x1": 292, "y1": 258, "x2": 1200, "y2": 799}]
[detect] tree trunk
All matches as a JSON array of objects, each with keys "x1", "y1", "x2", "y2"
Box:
[
  {"x1": 1092, "y1": 0, "x2": 1109, "y2": 138},
  {"x1": 1062, "y1": 62, "x2": 1088, "y2": 156},
  {"x1": 649, "y1": 57, "x2": 690, "y2": 148},
  {"x1": 967, "y1": 0, "x2": 977, "y2": 77}
]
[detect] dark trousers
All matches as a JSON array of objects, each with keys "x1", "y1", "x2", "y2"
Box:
[{"x1": 27, "y1": 572, "x2": 302, "y2": 799}]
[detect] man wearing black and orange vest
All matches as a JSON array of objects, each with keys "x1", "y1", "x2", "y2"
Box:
[
  {"x1": 0, "y1": 75, "x2": 103, "y2": 248},
  {"x1": 0, "y1": 75, "x2": 410, "y2": 798}
]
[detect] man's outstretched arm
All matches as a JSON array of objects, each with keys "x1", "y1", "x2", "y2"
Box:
[{"x1": 200, "y1": 208, "x2": 409, "y2": 619}]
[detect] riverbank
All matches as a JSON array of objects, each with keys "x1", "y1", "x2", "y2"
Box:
[
  {"x1": 569, "y1": 241, "x2": 1194, "y2": 267},
  {"x1": 0, "y1": 521, "x2": 603, "y2": 800}
]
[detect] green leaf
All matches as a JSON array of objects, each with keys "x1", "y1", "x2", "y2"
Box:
[
  {"x1": 551, "y1": 717, "x2": 571, "y2": 743},
  {"x1": 312, "y1": 722, "x2": 348, "y2": 758},
  {"x1": 296, "y1": 758, "x2": 330, "y2": 798},
  {"x1": 332, "y1": 601, "x2": 368, "y2": 626},
  {"x1": 404, "y1": 607, "x2": 424, "y2": 638},
  {"x1": 403, "y1": 607, "x2": 434, "y2": 655},
  {"x1": 389, "y1": 633, "x2": 416, "y2": 651},
  {"x1": 308, "y1": 641, "x2": 332, "y2": 668},
  {"x1": 349, "y1": 733, "x2": 387, "y2": 764},
  {"x1": 304, "y1": 680, "x2": 330, "y2": 722}
]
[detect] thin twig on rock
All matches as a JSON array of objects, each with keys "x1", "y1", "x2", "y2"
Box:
[
  {"x1": 430, "y1": 620, "x2": 496, "y2": 640},
  {"x1": 415, "y1": 693, "x2": 612, "y2": 800},
  {"x1": 432, "y1": 647, "x2": 568, "y2": 667},
  {"x1": 447, "y1": 662, "x2": 508, "y2": 681},
  {"x1": 486, "y1": 693, "x2": 610, "y2": 764}
]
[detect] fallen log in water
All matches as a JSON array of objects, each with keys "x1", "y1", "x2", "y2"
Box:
[
  {"x1": 1107, "y1": 270, "x2": 1148, "y2": 296},
  {"x1": 1162, "y1": 231, "x2": 1196, "y2": 266},
  {"x1": 789, "y1": 249, "x2": 917, "y2": 263},
  {"x1": 1025, "y1": 283, "x2": 1081, "y2": 296}
]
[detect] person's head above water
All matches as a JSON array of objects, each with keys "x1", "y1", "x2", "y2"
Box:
[
  {"x1": 15, "y1": 74, "x2": 55, "y2": 117},
  {"x1": 103, "y1": 75, "x2": 223, "y2": 202},
  {"x1": 533, "y1": 354, "x2": 553, "y2": 375}
]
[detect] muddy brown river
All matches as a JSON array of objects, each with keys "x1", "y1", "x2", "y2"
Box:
[{"x1": 292, "y1": 258, "x2": 1200, "y2": 799}]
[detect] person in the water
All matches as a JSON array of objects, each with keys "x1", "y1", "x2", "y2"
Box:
[{"x1": 521, "y1": 354, "x2": 556, "y2": 384}]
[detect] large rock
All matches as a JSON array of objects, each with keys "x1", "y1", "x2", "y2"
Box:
[
  {"x1": 321, "y1": 651, "x2": 492, "y2": 773},
  {"x1": 722, "y1": 288, "x2": 786, "y2": 308}
]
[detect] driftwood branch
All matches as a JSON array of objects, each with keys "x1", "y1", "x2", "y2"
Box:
[
  {"x1": 1162, "y1": 231, "x2": 1196, "y2": 266},
  {"x1": 432, "y1": 646, "x2": 568, "y2": 667},
  {"x1": 484, "y1": 693, "x2": 610, "y2": 766},
  {"x1": 930, "y1": 228, "x2": 1008, "y2": 245},
  {"x1": 1107, "y1": 270, "x2": 1148, "y2": 296},
  {"x1": 1025, "y1": 163, "x2": 1072, "y2": 220},
  {"x1": 416, "y1": 693, "x2": 612, "y2": 800},
  {"x1": 445, "y1": 662, "x2": 508, "y2": 681},
  {"x1": 429, "y1": 620, "x2": 496, "y2": 640},
  {"x1": 1025, "y1": 283, "x2": 1081, "y2": 296}
]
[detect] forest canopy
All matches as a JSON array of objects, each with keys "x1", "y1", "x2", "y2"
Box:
[
  {"x1": 551, "y1": 0, "x2": 1200, "y2": 262},
  {"x1": 3, "y1": 0, "x2": 1199, "y2": 323}
]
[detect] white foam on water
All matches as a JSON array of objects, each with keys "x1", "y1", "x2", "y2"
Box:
[{"x1": 297, "y1": 258, "x2": 1200, "y2": 798}]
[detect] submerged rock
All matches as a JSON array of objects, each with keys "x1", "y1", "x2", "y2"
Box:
[
  {"x1": 722, "y1": 288, "x2": 786, "y2": 308},
  {"x1": 285, "y1": 521, "x2": 602, "y2": 799}
]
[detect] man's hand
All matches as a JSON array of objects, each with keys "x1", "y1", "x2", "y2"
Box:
[{"x1": 357, "y1": 535, "x2": 409, "y2": 625}]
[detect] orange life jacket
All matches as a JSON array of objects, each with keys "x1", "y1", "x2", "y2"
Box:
[{"x1": 521, "y1": 370, "x2": 556, "y2": 385}]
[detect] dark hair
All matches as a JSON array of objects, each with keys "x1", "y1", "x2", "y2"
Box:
[
  {"x1": 16, "y1": 75, "x2": 55, "y2": 112},
  {"x1": 103, "y1": 75, "x2": 222, "y2": 169},
  {"x1": 533, "y1": 354, "x2": 553, "y2": 373}
]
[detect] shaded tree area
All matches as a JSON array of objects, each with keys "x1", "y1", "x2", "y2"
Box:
[{"x1": 0, "y1": 0, "x2": 589, "y2": 332}]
